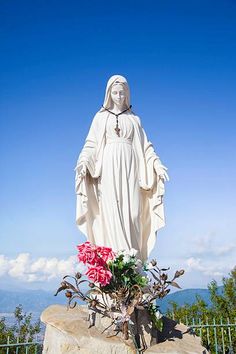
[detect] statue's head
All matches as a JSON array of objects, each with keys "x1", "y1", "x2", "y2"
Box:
[{"x1": 103, "y1": 75, "x2": 130, "y2": 110}]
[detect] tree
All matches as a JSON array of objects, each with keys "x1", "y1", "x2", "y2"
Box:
[
  {"x1": 0, "y1": 304, "x2": 41, "y2": 353},
  {"x1": 166, "y1": 267, "x2": 236, "y2": 353}
]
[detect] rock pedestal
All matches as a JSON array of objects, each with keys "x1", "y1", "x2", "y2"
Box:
[{"x1": 41, "y1": 305, "x2": 209, "y2": 354}]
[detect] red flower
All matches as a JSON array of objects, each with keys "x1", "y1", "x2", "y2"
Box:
[
  {"x1": 86, "y1": 266, "x2": 112, "y2": 287},
  {"x1": 77, "y1": 242, "x2": 116, "y2": 266},
  {"x1": 77, "y1": 242, "x2": 104, "y2": 266},
  {"x1": 77, "y1": 241, "x2": 92, "y2": 255},
  {"x1": 99, "y1": 246, "x2": 116, "y2": 262}
]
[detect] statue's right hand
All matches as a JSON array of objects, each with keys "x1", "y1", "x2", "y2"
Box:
[{"x1": 75, "y1": 163, "x2": 87, "y2": 180}]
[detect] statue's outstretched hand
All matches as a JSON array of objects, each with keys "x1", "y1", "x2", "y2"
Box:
[{"x1": 154, "y1": 160, "x2": 169, "y2": 182}]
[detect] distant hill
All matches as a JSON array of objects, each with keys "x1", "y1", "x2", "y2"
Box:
[
  {"x1": 0, "y1": 288, "x2": 213, "y2": 315},
  {"x1": 0, "y1": 289, "x2": 67, "y2": 314},
  {"x1": 157, "y1": 288, "x2": 212, "y2": 313}
]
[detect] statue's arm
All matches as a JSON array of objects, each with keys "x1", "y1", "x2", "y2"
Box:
[
  {"x1": 134, "y1": 115, "x2": 169, "y2": 182},
  {"x1": 74, "y1": 114, "x2": 99, "y2": 184}
]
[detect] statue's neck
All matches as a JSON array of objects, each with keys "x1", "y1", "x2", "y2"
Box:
[{"x1": 109, "y1": 103, "x2": 126, "y2": 115}]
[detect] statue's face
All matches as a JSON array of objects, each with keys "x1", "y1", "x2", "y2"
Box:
[{"x1": 110, "y1": 84, "x2": 126, "y2": 107}]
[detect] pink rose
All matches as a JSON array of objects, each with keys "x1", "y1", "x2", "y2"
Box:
[
  {"x1": 98, "y1": 246, "x2": 116, "y2": 262},
  {"x1": 77, "y1": 251, "x2": 87, "y2": 264},
  {"x1": 77, "y1": 241, "x2": 105, "y2": 266},
  {"x1": 86, "y1": 266, "x2": 112, "y2": 287},
  {"x1": 77, "y1": 241, "x2": 92, "y2": 254},
  {"x1": 76, "y1": 241, "x2": 116, "y2": 267},
  {"x1": 87, "y1": 249, "x2": 104, "y2": 266}
]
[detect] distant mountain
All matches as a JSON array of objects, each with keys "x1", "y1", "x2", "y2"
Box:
[
  {"x1": 157, "y1": 288, "x2": 212, "y2": 313},
  {"x1": 0, "y1": 289, "x2": 67, "y2": 314},
  {"x1": 0, "y1": 288, "x2": 213, "y2": 316}
]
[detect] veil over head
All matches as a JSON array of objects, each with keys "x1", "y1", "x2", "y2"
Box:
[{"x1": 102, "y1": 75, "x2": 130, "y2": 110}]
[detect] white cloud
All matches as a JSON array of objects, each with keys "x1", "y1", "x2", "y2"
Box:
[
  {"x1": 0, "y1": 253, "x2": 84, "y2": 283},
  {"x1": 180, "y1": 231, "x2": 236, "y2": 287},
  {"x1": 8, "y1": 253, "x2": 31, "y2": 278},
  {"x1": 185, "y1": 256, "x2": 234, "y2": 278},
  {"x1": 0, "y1": 255, "x2": 10, "y2": 276},
  {"x1": 191, "y1": 232, "x2": 236, "y2": 257},
  {"x1": 214, "y1": 244, "x2": 236, "y2": 256}
]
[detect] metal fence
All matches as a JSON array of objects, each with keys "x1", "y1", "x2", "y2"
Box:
[
  {"x1": 0, "y1": 337, "x2": 43, "y2": 354},
  {"x1": 181, "y1": 316, "x2": 236, "y2": 354},
  {"x1": 0, "y1": 318, "x2": 236, "y2": 354}
]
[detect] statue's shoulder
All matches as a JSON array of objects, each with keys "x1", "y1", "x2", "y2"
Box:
[
  {"x1": 130, "y1": 112, "x2": 141, "y2": 126},
  {"x1": 91, "y1": 110, "x2": 106, "y2": 126}
]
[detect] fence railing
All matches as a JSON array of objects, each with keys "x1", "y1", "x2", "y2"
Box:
[
  {"x1": 0, "y1": 336, "x2": 43, "y2": 354},
  {"x1": 0, "y1": 318, "x2": 236, "y2": 354},
  {"x1": 177, "y1": 316, "x2": 236, "y2": 354}
]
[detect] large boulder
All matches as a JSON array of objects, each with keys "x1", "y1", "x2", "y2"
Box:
[{"x1": 41, "y1": 305, "x2": 209, "y2": 354}]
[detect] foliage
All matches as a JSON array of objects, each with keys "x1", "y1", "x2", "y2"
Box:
[
  {"x1": 0, "y1": 304, "x2": 41, "y2": 353},
  {"x1": 55, "y1": 241, "x2": 184, "y2": 342},
  {"x1": 166, "y1": 267, "x2": 236, "y2": 353},
  {"x1": 103, "y1": 250, "x2": 149, "y2": 291},
  {"x1": 147, "y1": 303, "x2": 163, "y2": 331}
]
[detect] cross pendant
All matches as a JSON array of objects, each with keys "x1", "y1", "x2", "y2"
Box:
[
  {"x1": 115, "y1": 124, "x2": 120, "y2": 137},
  {"x1": 115, "y1": 114, "x2": 120, "y2": 137}
]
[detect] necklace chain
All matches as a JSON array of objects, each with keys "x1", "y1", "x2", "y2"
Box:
[{"x1": 102, "y1": 105, "x2": 132, "y2": 137}]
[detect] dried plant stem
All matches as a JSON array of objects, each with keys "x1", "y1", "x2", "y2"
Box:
[{"x1": 122, "y1": 321, "x2": 129, "y2": 340}]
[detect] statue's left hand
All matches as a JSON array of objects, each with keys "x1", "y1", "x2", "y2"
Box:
[{"x1": 154, "y1": 160, "x2": 169, "y2": 182}]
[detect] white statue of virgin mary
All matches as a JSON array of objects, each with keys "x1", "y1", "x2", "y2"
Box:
[{"x1": 75, "y1": 75, "x2": 169, "y2": 261}]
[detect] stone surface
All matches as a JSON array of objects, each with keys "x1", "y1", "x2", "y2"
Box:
[
  {"x1": 41, "y1": 305, "x2": 135, "y2": 354},
  {"x1": 146, "y1": 317, "x2": 209, "y2": 353},
  {"x1": 41, "y1": 305, "x2": 209, "y2": 354}
]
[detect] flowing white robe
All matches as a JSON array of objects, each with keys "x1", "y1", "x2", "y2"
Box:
[{"x1": 75, "y1": 110, "x2": 165, "y2": 261}]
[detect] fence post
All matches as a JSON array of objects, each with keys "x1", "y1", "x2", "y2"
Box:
[
  {"x1": 213, "y1": 317, "x2": 218, "y2": 354},
  {"x1": 220, "y1": 317, "x2": 225, "y2": 354},
  {"x1": 6, "y1": 336, "x2": 10, "y2": 354},
  {"x1": 16, "y1": 337, "x2": 19, "y2": 354}
]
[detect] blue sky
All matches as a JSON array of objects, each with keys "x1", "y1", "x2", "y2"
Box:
[{"x1": 0, "y1": 0, "x2": 236, "y2": 290}]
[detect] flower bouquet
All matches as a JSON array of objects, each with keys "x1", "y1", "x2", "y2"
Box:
[{"x1": 55, "y1": 241, "x2": 184, "y2": 344}]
